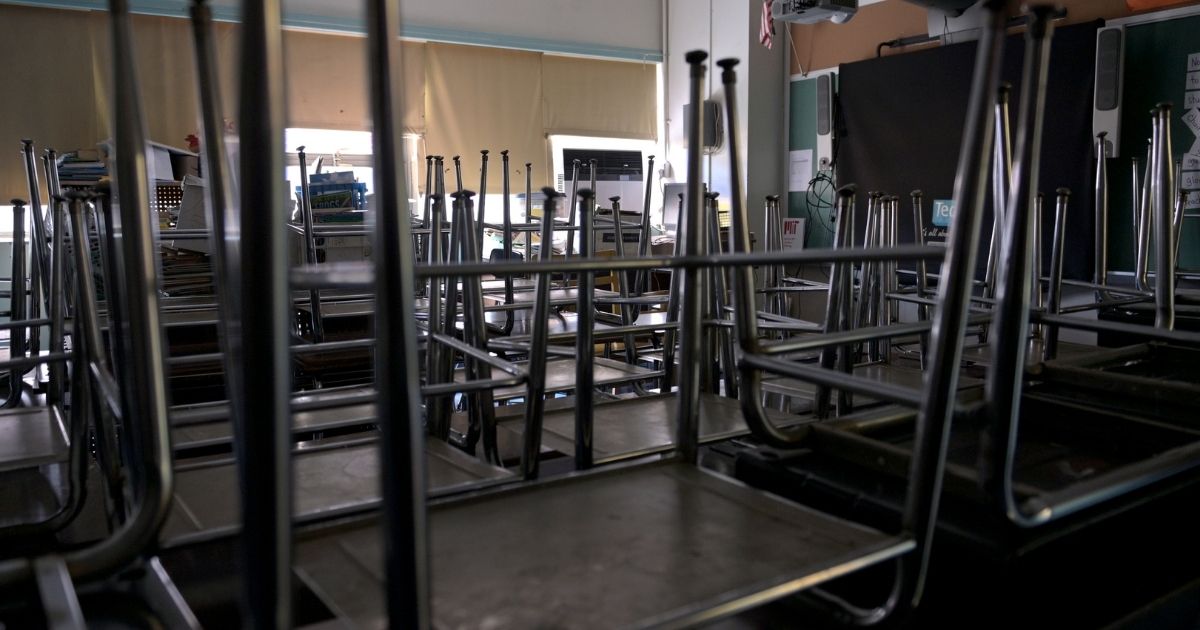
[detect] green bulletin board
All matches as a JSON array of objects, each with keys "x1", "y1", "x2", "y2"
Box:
[
  {"x1": 1109, "y1": 12, "x2": 1200, "y2": 272},
  {"x1": 788, "y1": 75, "x2": 837, "y2": 249}
]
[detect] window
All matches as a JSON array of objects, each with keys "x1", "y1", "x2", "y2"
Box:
[
  {"x1": 0, "y1": 206, "x2": 16, "y2": 240},
  {"x1": 284, "y1": 128, "x2": 423, "y2": 217}
]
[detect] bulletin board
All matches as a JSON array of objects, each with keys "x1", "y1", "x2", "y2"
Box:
[{"x1": 832, "y1": 21, "x2": 1101, "y2": 281}]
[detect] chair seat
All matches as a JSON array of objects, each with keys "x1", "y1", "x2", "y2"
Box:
[
  {"x1": 497, "y1": 393, "x2": 799, "y2": 465},
  {"x1": 760, "y1": 362, "x2": 980, "y2": 401},
  {"x1": 1032, "y1": 344, "x2": 1200, "y2": 429},
  {"x1": 452, "y1": 356, "x2": 655, "y2": 401},
  {"x1": 293, "y1": 460, "x2": 912, "y2": 628},
  {"x1": 164, "y1": 437, "x2": 514, "y2": 541},
  {"x1": 0, "y1": 467, "x2": 65, "y2": 529},
  {"x1": 0, "y1": 406, "x2": 69, "y2": 473},
  {"x1": 170, "y1": 387, "x2": 377, "y2": 451},
  {"x1": 479, "y1": 309, "x2": 675, "y2": 338},
  {"x1": 297, "y1": 299, "x2": 377, "y2": 319},
  {"x1": 481, "y1": 287, "x2": 618, "y2": 307},
  {"x1": 479, "y1": 278, "x2": 537, "y2": 292},
  {"x1": 958, "y1": 338, "x2": 1096, "y2": 369},
  {"x1": 810, "y1": 393, "x2": 1200, "y2": 506}
]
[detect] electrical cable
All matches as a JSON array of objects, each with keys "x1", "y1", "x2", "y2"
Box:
[
  {"x1": 804, "y1": 91, "x2": 843, "y2": 246},
  {"x1": 806, "y1": 169, "x2": 836, "y2": 238}
]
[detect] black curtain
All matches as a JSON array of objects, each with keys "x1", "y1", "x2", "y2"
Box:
[{"x1": 835, "y1": 20, "x2": 1101, "y2": 282}]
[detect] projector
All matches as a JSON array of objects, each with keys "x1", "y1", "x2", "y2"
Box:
[{"x1": 772, "y1": 0, "x2": 858, "y2": 24}]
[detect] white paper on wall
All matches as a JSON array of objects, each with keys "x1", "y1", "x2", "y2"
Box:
[
  {"x1": 788, "y1": 149, "x2": 813, "y2": 192},
  {"x1": 1182, "y1": 170, "x2": 1200, "y2": 191},
  {"x1": 1183, "y1": 108, "x2": 1200, "y2": 135}
]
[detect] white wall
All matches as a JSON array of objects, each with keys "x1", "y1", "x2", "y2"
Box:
[
  {"x1": 663, "y1": 0, "x2": 784, "y2": 249},
  {"x1": 706, "y1": 0, "x2": 750, "y2": 226},
  {"x1": 744, "y1": 0, "x2": 785, "y2": 237},
  {"x1": 664, "y1": 0, "x2": 711, "y2": 199}
]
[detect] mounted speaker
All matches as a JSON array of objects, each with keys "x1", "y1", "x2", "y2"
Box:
[
  {"x1": 815, "y1": 72, "x2": 836, "y2": 170},
  {"x1": 1092, "y1": 25, "x2": 1125, "y2": 157},
  {"x1": 683, "y1": 100, "x2": 724, "y2": 154}
]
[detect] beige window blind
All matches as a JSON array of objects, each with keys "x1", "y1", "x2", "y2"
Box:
[
  {"x1": 134, "y1": 15, "x2": 204, "y2": 147},
  {"x1": 424, "y1": 42, "x2": 548, "y2": 193},
  {"x1": 94, "y1": 14, "x2": 233, "y2": 149},
  {"x1": 0, "y1": 6, "x2": 108, "y2": 200},
  {"x1": 3, "y1": 5, "x2": 658, "y2": 202},
  {"x1": 174, "y1": 25, "x2": 426, "y2": 136},
  {"x1": 541, "y1": 55, "x2": 657, "y2": 140}
]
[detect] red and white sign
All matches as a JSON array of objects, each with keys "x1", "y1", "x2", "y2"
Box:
[{"x1": 782, "y1": 217, "x2": 806, "y2": 250}]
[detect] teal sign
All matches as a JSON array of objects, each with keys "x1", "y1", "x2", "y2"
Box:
[{"x1": 932, "y1": 199, "x2": 954, "y2": 228}]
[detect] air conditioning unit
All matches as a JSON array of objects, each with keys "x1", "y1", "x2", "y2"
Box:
[
  {"x1": 772, "y1": 0, "x2": 857, "y2": 25},
  {"x1": 556, "y1": 148, "x2": 645, "y2": 215}
]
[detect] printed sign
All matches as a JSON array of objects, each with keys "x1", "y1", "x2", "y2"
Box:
[
  {"x1": 788, "y1": 149, "x2": 813, "y2": 192},
  {"x1": 932, "y1": 199, "x2": 954, "y2": 228},
  {"x1": 1182, "y1": 170, "x2": 1200, "y2": 191},
  {"x1": 782, "y1": 217, "x2": 806, "y2": 250},
  {"x1": 1184, "y1": 108, "x2": 1200, "y2": 135}
]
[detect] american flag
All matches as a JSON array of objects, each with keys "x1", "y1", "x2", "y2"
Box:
[{"x1": 760, "y1": 0, "x2": 776, "y2": 49}]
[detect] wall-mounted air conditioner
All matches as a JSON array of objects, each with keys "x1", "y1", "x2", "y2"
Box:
[{"x1": 555, "y1": 148, "x2": 645, "y2": 216}]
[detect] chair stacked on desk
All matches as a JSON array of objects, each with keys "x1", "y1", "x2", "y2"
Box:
[
  {"x1": 3, "y1": 0, "x2": 1199, "y2": 627},
  {"x1": 732, "y1": 6, "x2": 1200, "y2": 624},
  {"x1": 152, "y1": 0, "x2": 997, "y2": 624}
]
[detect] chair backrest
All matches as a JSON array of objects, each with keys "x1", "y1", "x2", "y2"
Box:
[
  {"x1": 0, "y1": 0, "x2": 176, "y2": 593},
  {"x1": 0, "y1": 195, "x2": 86, "y2": 538},
  {"x1": 517, "y1": 187, "x2": 564, "y2": 479},
  {"x1": 4, "y1": 200, "x2": 28, "y2": 409},
  {"x1": 721, "y1": 0, "x2": 1012, "y2": 611}
]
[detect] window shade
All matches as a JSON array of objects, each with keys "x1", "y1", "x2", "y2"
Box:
[
  {"x1": 2, "y1": 6, "x2": 657, "y2": 203},
  {"x1": 542, "y1": 55, "x2": 657, "y2": 140},
  {"x1": 1, "y1": 7, "x2": 431, "y2": 201},
  {"x1": 197, "y1": 25, "x2": 430, "y2": 136},
  {"x1": 284, "y1": 32, "x2": 425, "y2": 134},
  {"x1": 92, "y1": 14, "x2": 235, "y2": 149},
  {"x1": 0, "y1": 5, "x2": 109, "y2": 200},
  {"x1": 133, "y1": 15, "x2": 203, "y2": 147},
  {"x1": 424, "y1": 43, "x2": 548, "y2": 193},
  {"x1": 283, "y1": 30, "x2": 370, "y2": 132}
]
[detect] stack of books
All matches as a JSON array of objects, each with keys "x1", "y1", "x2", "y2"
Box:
[{"x1": 57, "y1": 148, "x2": 108, "y2": 187}]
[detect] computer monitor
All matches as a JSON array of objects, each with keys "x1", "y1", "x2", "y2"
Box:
[
  {"x1": 661, "y1": 183, "x2": 687, "y2": 235},
  {"x1": 662, "y1": 182, "x2": 708, "y2": 235}
]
